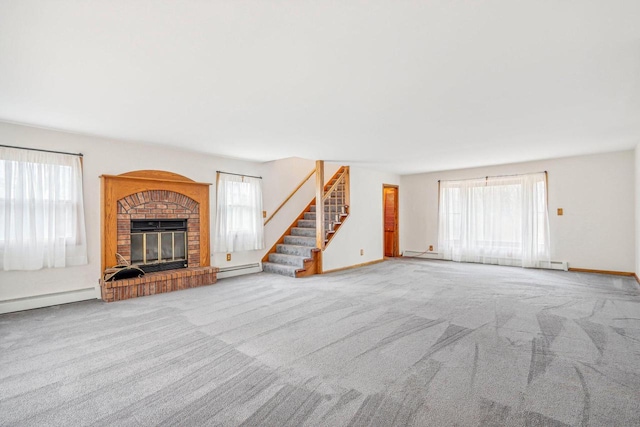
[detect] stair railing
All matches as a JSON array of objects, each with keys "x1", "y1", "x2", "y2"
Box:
[
  {"x1": 321, "y1": 166, "x2": 350, "y2": 241},
  {"x1": 264, "y1": 167, "x2": 316, "y2": 226},
  {"x1": 262, "y1": 162, "x2": 348, "y2": 276}
]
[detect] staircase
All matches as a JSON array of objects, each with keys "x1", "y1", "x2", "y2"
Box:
[{"x1": 262, "y1": 166, "x2": 349, "y2": 278}]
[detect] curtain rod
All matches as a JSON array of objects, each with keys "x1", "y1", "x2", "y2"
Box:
[
  {"x1": 216, "y1": 170, "x2": 262, "y2": 179},
  {"x1": 0, "y1": 144, "x2": 83, "y2": 157},
  {"x1": 438, "y1": 171, "x2": 547, "y2": 183}
]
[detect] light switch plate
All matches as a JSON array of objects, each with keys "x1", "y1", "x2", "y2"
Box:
[{"x1": 557, "y1": 208, "x2": 563, "y2": 216}]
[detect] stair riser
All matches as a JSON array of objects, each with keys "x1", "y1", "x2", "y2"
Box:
[
  {"x1": 291, "y1": 228, "x2": 316, "y2": 237},
  {"x1": 304, "y1": 213, "x2": 316, "y2": 220},
  {"x1": 268, "y1": 253, "x2": 305, "y2": 268},
  {"x1": 276, "y1": 244, "x2": 313, "y2": 257},
  {"x1": 284, "y1": 236, "x2": 316, "y2": 247}
]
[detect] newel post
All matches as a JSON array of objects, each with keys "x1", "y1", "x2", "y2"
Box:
[{"x1": 315, "y1": 161, "x2": 325, "y2": 272}]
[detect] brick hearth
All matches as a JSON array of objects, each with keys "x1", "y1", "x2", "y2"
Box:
[{"x1": 101, "y1": 266, "x2": 218, "y2": 302}]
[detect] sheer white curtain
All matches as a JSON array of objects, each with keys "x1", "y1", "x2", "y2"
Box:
[
  {"x1": 0, "y1": 147, "x2": 88, "y2": 271},
  {"x1": 438, "y1": 172, "x2": 550, "y2": 268},
  {"x1": 214, "y1": 173, "x2": 264, "y2": 252}
]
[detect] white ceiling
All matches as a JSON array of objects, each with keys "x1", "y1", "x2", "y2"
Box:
[{"x1": 1, "y1": 1, "x2": 639, "y2": 174}]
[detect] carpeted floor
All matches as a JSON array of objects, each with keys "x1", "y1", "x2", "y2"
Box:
[{"x1": 1, "y1": 259, "x2": 640, "y2": 426}]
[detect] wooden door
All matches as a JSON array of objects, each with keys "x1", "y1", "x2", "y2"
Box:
[{"x1": 383, "y1": 185, "x2": 399, "y2": 257}]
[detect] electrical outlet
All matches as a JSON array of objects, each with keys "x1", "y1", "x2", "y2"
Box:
[
  {"x1": 226, "y1": 253, "x2": 231, "y2": 261},
  {"x1": 360, "y1": 249, "x2": 364, "y2": 256},
  {"x1": 557, "y1": 208, "x2": 563, "y2": 216},
  {"x1": 263, "y1": 210, "x2": 267, "y2": 218},
  {"x1": 428, "y1": 245, "x2": 434, "y2": 252}
]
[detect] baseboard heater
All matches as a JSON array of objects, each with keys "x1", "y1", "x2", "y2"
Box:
[
  {"x1": 0, "y1": 287, "x2": 98, "y2": 314},
  {"x1": 402, "y1": 250, "x2": 442, "y2": 259},
  {"x1": 216, "y1": 263, "x2": 262, "y2": 279},
  {"x1": 539, "y1": 260, "x2": 569, "y2": 271},
  {"x1": 402, "y1": 251, "x2": 569, "y2": 271}
]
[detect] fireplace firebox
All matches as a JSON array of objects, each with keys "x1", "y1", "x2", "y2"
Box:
[{"x1": 131, "y1": 219, "x2": 187, "y2": 273}]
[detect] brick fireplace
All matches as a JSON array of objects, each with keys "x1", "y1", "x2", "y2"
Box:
[{"x1": 100, "y1": 170, "x2": 218, "y2": 302}]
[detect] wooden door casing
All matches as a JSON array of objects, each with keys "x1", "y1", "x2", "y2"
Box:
[{"x1": 383, "y1": 186, "x2": 398, "y2": 257}]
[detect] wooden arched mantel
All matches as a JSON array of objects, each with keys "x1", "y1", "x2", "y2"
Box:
[
  {"x1": 118, "y1": 170, "x2": 196, "y2": 182},
  {"x1": 100, "y1": 170, "x2": 211, "y2": 273}
]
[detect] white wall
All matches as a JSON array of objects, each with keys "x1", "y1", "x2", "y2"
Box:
[
  {"x1": 262, "y1": 157, "x2": 315, "y2": 252},
  {"x1": 401, "y1": 150, "x2": 636, "y2": 272},
  {"x1": 323, "y1": 166, "x2": 400, "y2": 272},
  {"x1": 0, "y1": 121, "x2": 280, "y2": 309}
]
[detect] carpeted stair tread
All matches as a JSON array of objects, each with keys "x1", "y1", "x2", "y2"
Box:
[
  {"x1": 284, "y1": 235, "x2": 316, "y2": 247},
  {"x1": 276, "y1": 244, "x2": 314, "y2": 257},
  {"x1": 262, "y1": 262, "x2": 298, "y2": 278},
  {"x1": 310, "y1": 205, "x2": 348, "y2": 213},
  {"x1": 268, "y1": 253, "x2": 307, "y2": 268},
  {"x1": 291, "y1": 227, "x2": 316, "y2": 237},
  {"x1": 301, "y1": 214, "x2": 346, "y2": 226},
  {"x1": 297, "y1": 219, "x2": 316, "y2": 228}
]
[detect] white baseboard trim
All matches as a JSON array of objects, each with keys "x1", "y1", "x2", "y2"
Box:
[
  {"x1": 216, "y1": 263, "x2": 262, "y2": 279},
  {"x1": 0, "y1": 287, "x2": 98, "y2": 315}
]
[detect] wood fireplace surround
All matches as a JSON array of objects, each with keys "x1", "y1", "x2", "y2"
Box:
[{"x1": 100, "y1": 170, "x2": 218, "y2": 302}]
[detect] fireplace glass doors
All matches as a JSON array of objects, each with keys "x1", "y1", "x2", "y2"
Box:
[{"x1": 131, "y1": 220, "x2": 187, "y2": 272}]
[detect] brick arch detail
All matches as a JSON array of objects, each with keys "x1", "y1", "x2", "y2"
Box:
[
  {"x1": 116, "y1": 190, "x2": 200, "y2": 267},
  {"x1": 118, "y1": 190, "x2": 199, "y2": 214}
]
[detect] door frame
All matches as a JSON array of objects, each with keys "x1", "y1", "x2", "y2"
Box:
[{"x1": 382, "y1": 184, "x2": 399, "y2": 257}]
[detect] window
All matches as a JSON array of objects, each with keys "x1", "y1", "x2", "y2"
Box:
[
  {"x1": 438, "y1": 172, "x2": 550, "y2": 268},
  {"x1": 214, "y1": 173, "x2": 264, "y2": 252},
  {"x1": 0, "y1": 147, "x2": 88, "y2": 270}
]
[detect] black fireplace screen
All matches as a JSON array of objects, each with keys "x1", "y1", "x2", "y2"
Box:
[{"x1": 131, "y1": 220, "x2": 187, "y2": 272}]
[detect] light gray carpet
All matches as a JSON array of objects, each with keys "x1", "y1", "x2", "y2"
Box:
[{"x1": 2, "y1": 259, "x2": 640, "y2": 426}]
